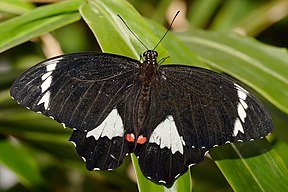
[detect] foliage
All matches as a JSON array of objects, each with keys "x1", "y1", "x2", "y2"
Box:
[{"x1": 0, "y1": 0, "x2": 288, "y2": 191}]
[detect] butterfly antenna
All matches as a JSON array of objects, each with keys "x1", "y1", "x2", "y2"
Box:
[
  {"x1": 117, "y1": 14, "x2": 149, "y2": 50},
  {"x1": 153, "y1": 11, "x2": 180, "y2": 51}
]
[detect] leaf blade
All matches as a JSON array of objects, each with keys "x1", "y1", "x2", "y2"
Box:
[
  {"x1": 0, "y1": 139, "x2": 44, "y2": 187},
  {"x1": 210, "y1": 140, "x2": 288, "y2": 192},
  {"x1": 0, "y1": 0, "x2": 83, "y2": 53}
]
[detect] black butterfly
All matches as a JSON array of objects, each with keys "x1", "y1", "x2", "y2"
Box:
[
  {"x1": 10, "y1": 15, "x2": 272, "y2": 186},
  {"x1": 10, "y1": 49, "x2": 272, "y2": 185}
]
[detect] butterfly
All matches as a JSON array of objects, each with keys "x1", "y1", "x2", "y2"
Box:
[{"x1": 10, "y1": 14, "x2": 272, "y2": 186}]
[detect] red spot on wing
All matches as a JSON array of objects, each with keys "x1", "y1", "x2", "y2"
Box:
[
  {"x1": 125, "y1": 133, "x2": 135, "y2": 142},
  {"x1": 137, "y1": 135, "x2": 147, "y2": 144},
  {"x1": 125, "y1": 133, "x2": 147, "y2": 144}
]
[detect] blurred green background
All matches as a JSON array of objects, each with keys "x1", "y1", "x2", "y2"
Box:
[{"x1": 0, "y1": 0, "x2": 288, "y2": 191}]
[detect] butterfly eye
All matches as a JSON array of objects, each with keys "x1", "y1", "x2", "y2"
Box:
[{"x1": 153, "y1": 51, "x2": 158, "y2": 57}]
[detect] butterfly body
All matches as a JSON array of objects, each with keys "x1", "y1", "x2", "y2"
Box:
[
  {"x1": 131, "y1": 51, "x2": 158, "y2": 140},
  {"x1": 11, "y1": 50, "x2": 272, "y2": 186}
]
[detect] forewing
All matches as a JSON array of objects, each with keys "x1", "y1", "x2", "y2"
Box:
[
  {"x1": 160, "y1": 65, "x2": 272, "y2": 149},
  {"x1": 10, "y1": 52, "x2": 139, "y2": 131}
]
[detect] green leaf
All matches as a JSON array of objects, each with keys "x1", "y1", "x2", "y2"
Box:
[
  {"x1": 273, "y1": 140, "x2": 288, "y2": 168},
  {"x1": 210, "y1": 140, "x2": 288, "y2": 191},
  {"x1": 147, "y1": 19, "x2": 205, "y2": 68},
  {"x1": 188, "y1": 0, "x2": 223, "y2": 28},
  {"x1": 235, "y1": 0, "x2": 288, "y2": 36},
  {"x1": 209, "y1": 0, "x2": 255, "y2": 31},
  {"x1": 79, "y1": 0, "x2": 166, "y2": 59},
  {"x1": 0, "y1": 0, "x2": 34, "y2": 14},
  {"x1": 0, "y1": 0, "x2": 83, "y2": 53},
  {"x1": 177, "y1": 29, "x2": 288, "y2": 114},
  {"x1": 150, "y1": 0, "x2": 173, "y2": 24},
  {"x1": 0, "y1": 139, "x2": 44, "y2": 187}
]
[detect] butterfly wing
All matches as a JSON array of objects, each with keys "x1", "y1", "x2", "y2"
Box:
[
  {"x1": 11, "y1": 52, "x2": 141, "y2": 171},
  {"x1": 136, "y1": 65, "x2": 272, "y2": 185},
  {"x1": 69, "y1": 109, "x2": 129, "y2": 171},
  {"x1": 10, "y1": 52, "x2": 140, "y2": 131},
  {"x1": 160, "y1": 65, "x2": 272, "y2": 147}
]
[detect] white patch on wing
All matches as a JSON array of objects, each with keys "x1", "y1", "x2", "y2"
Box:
[
  {"x1": 46, "y1": 63, "x2": 57, "y2": 71},
  {"x1": 233, "y1": 118, "x2": 244, "y2": 137},
  {"x1": 233, "y1": 83, "x2": 249, "y2": 137},
  {"x1": 37, "y1": 91, "x2": 51, "y2": 109},
  {"x1": 40, "y1": 76, "x2": 52, "y2": 93},
  {"x1": 37, "y1": 58, "x2": 62, "y2": 108},
  {"x1": 237, "y1": 103, "x2": 247, "y2": 122},
  {"x1": 45, "y1": 57, "x2": 62, "y2": 71},
  {"x1": 41, "y1": 71, "x2": 52, "y2": 81},
  {"x1": 149, "y1": 115, "x2": 185, "y2": 154},
  {"x1": 240, "y1": 99, "x2": 248, "y2": 109},
  {"x1": 86, "y1": 109, "x2": 124, "y2": 140}
]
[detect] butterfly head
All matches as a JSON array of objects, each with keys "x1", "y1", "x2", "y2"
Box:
[{"x1": 143, "y1": 50, "x2": 158, "y2": 65}]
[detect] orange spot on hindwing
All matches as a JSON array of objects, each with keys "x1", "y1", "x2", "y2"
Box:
[
  {"x1": 125, "y1": 133, "x2": 147, "y2": 144},
  {"x1": 137, "y1": 135, "x2": 147, "y2": 144},
  {"x1": 125, "y1": 133, "x2": 135, "y2": 142}
]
